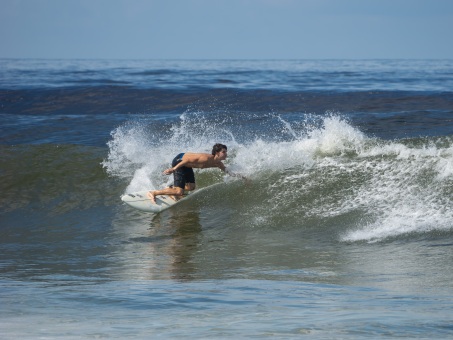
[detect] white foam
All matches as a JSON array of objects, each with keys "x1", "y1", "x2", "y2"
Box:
[
  {"x1": 104, "y1": 112, "x2": 453, "y2": 241},
  {"x1": 306, "y1": 115, "x2": 367, "y2": 155},
  {"x1": 341, "y1": 137, "x2": 453, "y2": 242},
  {"x1": 103, "y1": 111, "x2": 244, "y2": 193}
]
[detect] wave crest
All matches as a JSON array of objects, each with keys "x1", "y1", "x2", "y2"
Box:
[{"x1": 103, "y1": 112, "x2": 453, "y2": 242}]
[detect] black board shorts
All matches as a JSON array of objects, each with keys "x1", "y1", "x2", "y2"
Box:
[{"x1": 172, "y1": 153, "x2": 195, "y2": 189}]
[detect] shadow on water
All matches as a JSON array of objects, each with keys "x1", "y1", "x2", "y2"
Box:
[
  {"x1": 116, "y1": 205, "x2": 204, "y2": 282},
  {"x1": 149, "y1": 209, "x2": 203, "y2": 281}
]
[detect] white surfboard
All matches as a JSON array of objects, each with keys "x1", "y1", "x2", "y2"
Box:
[{"x1": 121, "y1": 184, "x2": 218, "y2": 213}]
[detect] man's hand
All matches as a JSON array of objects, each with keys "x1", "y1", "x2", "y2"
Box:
[{"x1": 226, "y1": 169, "x2": 250, "y2": 182}]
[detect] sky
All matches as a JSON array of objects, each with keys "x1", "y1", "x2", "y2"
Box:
[{"x1": 1, "y1": 0, "x2": 452, "y2": 59}]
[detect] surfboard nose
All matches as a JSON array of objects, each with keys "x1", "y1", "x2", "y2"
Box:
[{"x1": 121, "y1": 193, "x2": 135, "y2": 202}]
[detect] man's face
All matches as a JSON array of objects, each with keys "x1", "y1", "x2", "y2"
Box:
[{"x1": 217, "y1": 149, "x2": 227, "y2": 160}]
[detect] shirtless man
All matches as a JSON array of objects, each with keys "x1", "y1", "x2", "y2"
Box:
[{"x1": 147, "y1": 143, "x2": 242, "y2": 203}]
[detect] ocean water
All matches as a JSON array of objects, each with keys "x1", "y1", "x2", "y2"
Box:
[{"x1": 1, "y1": 59, "x2": 453, "y2": 339}]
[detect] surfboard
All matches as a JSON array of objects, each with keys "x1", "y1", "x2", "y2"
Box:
[
  {"x1": 121, "y1": 190, "x2": 190, "y2": 213},
  {"x1": 121, "y1": 184, "x2": 217, "y2": 213}
]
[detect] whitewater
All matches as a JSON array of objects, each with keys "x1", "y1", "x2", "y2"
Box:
[{"x1": 103, "y1": 111, "x2": 453, "y2": 243}]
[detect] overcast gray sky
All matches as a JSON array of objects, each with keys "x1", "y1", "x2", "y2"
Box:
[{"x1": 1, "y1": 0, "x2": 452, "y2": 59}]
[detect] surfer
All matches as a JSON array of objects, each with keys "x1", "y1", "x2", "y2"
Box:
[{"x1": 147, "y1": 143, "x2": 246, "y2": 203}]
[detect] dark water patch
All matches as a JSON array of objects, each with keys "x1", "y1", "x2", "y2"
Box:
[
  {"x1": 128, "y1": 69, "x2": 178, "y2": 76},
  {"x1": 0, "y1": 112, "x2": 128, "y2": 146},
  {"x1": 71, "y1": 78, "x2": 131, "y2": 86},
  {"x1": 0, "y1": 144, "x2": 124, "y2": 213},
  {"x1": 353, "y1": 109, "x2": 453, "y2": 139},
  {"x1": 2, "y1": 87, "x2": 452, "y2": 117}
]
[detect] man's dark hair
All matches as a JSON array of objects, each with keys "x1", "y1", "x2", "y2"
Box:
[{"x1": 212, "y1": 143, "x2": 227, "y2": 155}]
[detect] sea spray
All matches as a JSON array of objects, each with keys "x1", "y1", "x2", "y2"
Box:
[
  {"x1": 341, "y1": 136, "x2": 453, "y2": 242},
  {"x1": 103, "y1": 111, "x2": 245, "y2": 193},
  {"x1": 103, "y1": 112, "x2": 453, "y2": 241}
]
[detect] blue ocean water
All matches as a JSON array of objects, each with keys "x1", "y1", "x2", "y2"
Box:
[{"x1": 1, "y1": 59, "x2": 453, "y2": 338}]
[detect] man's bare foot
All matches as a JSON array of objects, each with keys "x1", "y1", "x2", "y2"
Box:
[{"x1": 147, "y1": 191, "x2": 156, "y2": 204}]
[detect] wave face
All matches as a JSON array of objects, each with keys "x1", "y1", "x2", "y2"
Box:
[{"x1": 102, "y1": 111, "x2": 453, "y2": 243}]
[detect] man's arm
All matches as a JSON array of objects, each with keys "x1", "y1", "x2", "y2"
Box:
[
  {"x1": 163, "y1": 159, "x2": 190, "y2": 175},
  {"x1": 163, "y1": 153, "x2": 209, "y2": 174},
  {"x1": 164, "y1": 160, "x2": 187, "y2": 175}
]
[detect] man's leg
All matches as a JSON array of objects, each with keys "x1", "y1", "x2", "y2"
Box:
[
  {"x1": 185, "y1": 183, "x2": 196, "y2": 191},
  {"x1": 147, "y1": 186, "x2": 184, "y2": 203},
  {"x1": 184, "y1": 168, "x2": 196, "y2": 192},
  {"x1": 148, "y1": 165, "x2": 194, "y2": 203}
]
